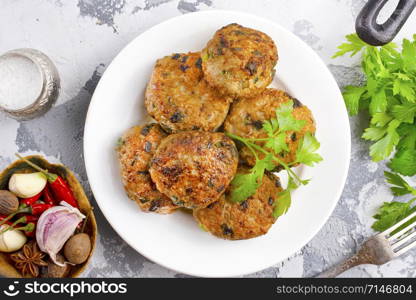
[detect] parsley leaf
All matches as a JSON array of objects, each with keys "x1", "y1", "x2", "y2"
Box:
[
  {"x1": 389, "y1": 149, "x2": 416, "y2": 176},
  {"x1": 229, "y1": 154, "x2": 275, "y2": 203},
  {"x1": 372, "y1": 172, "x2": 416, "y2": 232},
  {"x1": 369, "y1": 120, "x2": 401, "y2": 162},
  {"x1": 256, "y1": 153, "x2": 276, "y2": 172},
  {"x1": 371, "y1": 112, "x2": 393, "y2": 127},
  {"x1": 372, "y1": 201, "x2": 416, "y2": 231},
  {"x1": 229, "y1": 172, "x2": 260, "y2": 203},
  {"x1": 273, "y1": 178, "x2": 298, "y2": 218},
  {"x1": 332, "y1": 33, "x2": 367, "y2": 58},
  {"x1": 391, "y1": 103, "x2": 416, "y2": 123},
  {"x1": 262, "y1": 119, "x2": 278, "y2": 137},
  {"x1": 275, "y1": 100, "x2": 306, "y2": 132},
  {"x1": 389, "y1": 123, "x2": 416, "y2": 176},
  {"x1": 369, "y1": 88, "x2": 387, "y2": 114},
  {"x1": 402, "y1": 38, "x2": 416, "y2": 72},
  {"x1": 393, "y1": 79, "x2": 415, "y2": 102},
  {"x1": 394, "y1": 72, "x2": 411, "y2": 81},
  {"x1": 396, "y1": 123, "x2": 416, "y2": 150},
  {"x1": 265, "y1": 132, "x2": 288, "y2": 154},
  {"x1": 384, "y1": 171, "x2": 416, "y2": 196},
  {"x1": 362, "y1": 126, "x2": 387, "y2": 141},
  {"x1": 342, "y1": 85, "x2": 366, "y2": 115},
  {"x1": 295, "y1": 133, "x2": 323, "y2": 166}
]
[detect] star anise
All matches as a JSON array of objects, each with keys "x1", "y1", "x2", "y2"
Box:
[{"x1": 10, "y1": 241, "x2": 47, "y2": 277}]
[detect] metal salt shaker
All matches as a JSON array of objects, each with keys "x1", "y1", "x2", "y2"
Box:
[{"x1": 0, "y1": 48, "x2": 60, "y2": 120}]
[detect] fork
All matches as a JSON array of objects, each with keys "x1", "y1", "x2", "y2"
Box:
[{"x1": 316, "y1": 210, "x2": 416, "y2": 278}]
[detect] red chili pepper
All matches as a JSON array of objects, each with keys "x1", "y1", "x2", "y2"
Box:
[
  {"x1": 14, "y1": 203, "x2": 52, "y2": 216},
  {"x1": 42, "y1": 185, "x2": 55, "y2": 205},
  {"x1": 16, "y1": 214, "x2": 38, "y2": 223},
  {"x1": 5, "y1": 214, "x2": 38, "y2": 237},
  {"x1": 1, "y1": 222, "x2": 35, "y2": 235},
  {"x1": 23, "y1": 221, "x2": 36, "y2": 237},
  {"x1": 49, "y1": 176, "x2": 78, "y2": 207},
  {"x1": 29, "y1": 203, "x2": 53, "y2": 215},
  {"x1": 0, "y1": 215, "x2": 29, "y2": 234},
  {"x1": 25, "y1": 227, "x2": 35, "y2": 237},
  {"x1": 24, "y1": 215, "x2": 38, "y2": 223},
  {"x1": 0, "y1": 215, "x2": 12, "y2": 226},
  {"x1": 0, "y1": 204, "x2": 52, "y2": 227},
  {"x1": 0, "y1": 223, "x2": 34, "y2": 235},
  {"x1": 20, "y1": 191, "x2": 42, "y2": 206},
  {"x1": 15, "y1": 154, "x2": 78, "y2": 208}
]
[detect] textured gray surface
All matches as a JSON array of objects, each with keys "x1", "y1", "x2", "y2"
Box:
[{"x1": 1, "y1": 0, "x2": 416, "y2": 277}]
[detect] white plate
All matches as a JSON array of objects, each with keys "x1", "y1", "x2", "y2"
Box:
[{"x1": 84, "y1": 10, "x2": 350, "y2": 277}]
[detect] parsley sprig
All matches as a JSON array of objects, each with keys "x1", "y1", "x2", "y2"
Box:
[
  {"x1": 334, "y1": 34, "x2": 416, "y2": 176},
  {"x1": 225, "y1": 100, "x2": 322, "y2": 218},
  {"x1": 372, "y1": 171, "x2": 416, "y2": 232}
]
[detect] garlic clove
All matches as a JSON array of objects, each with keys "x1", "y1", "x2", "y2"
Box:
[
  {"x1": 0, "y1": 225, "x2": 27, "y2": 252},
  {"x1": 36, "y1": 203, "x2": 85, "y2": 266},
  {"x1": 8, "y1": 172, "x2": 47, "y2": 198}
]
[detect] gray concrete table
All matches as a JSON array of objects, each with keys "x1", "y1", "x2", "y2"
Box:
[{"x1": 1, "y1": 0, "x2": 415, "y2": 277}]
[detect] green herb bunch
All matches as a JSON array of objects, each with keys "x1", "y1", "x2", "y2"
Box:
[
  {"x1": 225, "y1": 100, "x2": 322, "y2": 218},
  {"x1": 334, "y1": 34, "x2": 416, "y2": 176}
]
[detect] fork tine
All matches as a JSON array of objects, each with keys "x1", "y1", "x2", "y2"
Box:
[
  {"x1": 394, "y1": 239, "x2": 416, "y2": 256},
  {"x1": 380, "y1": 211, "x2": 416, "y2": 237},
  {"x1": 388, "y1": 215, "x2": 416, "y2": 241},
  {"x1": 392, "y1": 230, "x2": 416, "y2": 250}
]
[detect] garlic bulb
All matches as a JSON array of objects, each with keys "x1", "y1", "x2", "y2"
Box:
[
  {"x1": 0, "y1": 225, "x2": 27, "y2": 252},
  {"x1": 9, "y1": 172, "x2": 47, "y2": 198},
  {"x1": 36, "y1": 201, "x2": 85, "y2": 266}
]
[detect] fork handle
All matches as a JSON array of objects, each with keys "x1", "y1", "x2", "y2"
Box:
[
  {"x1": 315, "y1": 254, "x2": 369, "y2": 278},
  {"x1": 356, "y1": 0, "x2": 416, "y2": 46}
]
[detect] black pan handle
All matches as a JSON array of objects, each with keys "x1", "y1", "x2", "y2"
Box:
[{"x1": 356, "y1": 0, "x2": 416, "y2": 46}]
